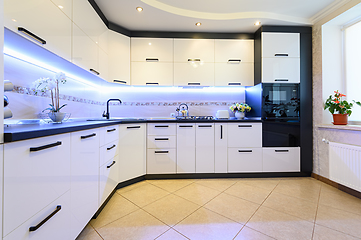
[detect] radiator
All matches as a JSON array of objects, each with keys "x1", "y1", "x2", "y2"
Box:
[{"x1": 329, "y1": 141, "x2": 361, "y2": 192}]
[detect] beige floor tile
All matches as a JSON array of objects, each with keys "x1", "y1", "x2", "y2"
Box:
[
  {"x1": 316, "y1": 204, "x2": 361, "y2": 238},
  {"x1": 116, "y1": 180, "x2": 150, "y2": 194},
  {"x1": 97, "y1": 209, "x2": 170, "y2": 240},
  {"x1": 147, "y1": 179, "x2": 194, "y2": 193},
  {"x1": 204, "y1": 193, "x2": 259, "y2": 224},
  {"x1": 195, "y1": 179, "x2": 238, "y2": 192},
  {"x1": 90, "y1": 193, "x2": 139, "y2": 229},
  {"x1": 173, "y1": 207, "x2": 243, "y2": 240},
  {"x1": 312, "y1": 224, "x2": 360, "y2": 240},
  {"x1": 143, "y1": 194, "x2": 200, "y2": 226},
  {"x1": 173, "y1": 183, "x2": 220, "y2": 205},
  {"x1": 246, "y1": 206, "x2": 314, "y2": 240},
  {"x1": 155, "y1": 228, "x2": 189, "y2": 240},
  {"x1": 224, "y1": 182, "x2": 272, "y2": 204},
  {"x1": 120, "y1": 184, "x2": 169, "y2": 207},
  {"x1": 76, "y1": 224, "x2": 103, "y2": 240},
  {"x1": 238, "y1": 178, "x2": 280, "y2": 191},
  {"x1": 234, "y1": 226, "x2": 276, "y2": 240},
  {"x1": 273, "y1": 178, "x2": 321, "y2": 203},
  {"x1": 319, "y1": 184, "x2": 361, "y2": 216},
  {"x1": 262, "y1": 191, "x2": 318, "y2": 222}
]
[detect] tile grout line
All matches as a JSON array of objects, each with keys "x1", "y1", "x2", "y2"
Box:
[
  {"x1": 311, "y1": 183, "x2": 323, "y2": 239},
  {"x1": 88, "y1": 223, "x2": 105, "y2": 240}
]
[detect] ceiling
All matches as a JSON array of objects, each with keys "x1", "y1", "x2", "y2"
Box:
[{"x1": 94, "y1": 0, "x2": 343, "y2": 33}]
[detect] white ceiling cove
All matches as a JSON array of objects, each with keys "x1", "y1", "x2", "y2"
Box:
[{"x1": 94, "y1": 0, "x2": 346, "y2": 32}]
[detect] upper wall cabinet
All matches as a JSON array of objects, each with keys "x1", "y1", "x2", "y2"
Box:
[
  {"x1": 174, "y1": 39, "x2": 214, "y2": 62},
  {"x1": 262, "y1": 33, "x2": 300, "y2": 58},
  {"x1": 131, "y1": 38, "x2": 173, "y2": 86},
  {"x1": 214, "y1": 39, "x2": 254, "y2": 86},
  {"x1": 4, "y1": 0, "x2": 72, "y2": 61}
]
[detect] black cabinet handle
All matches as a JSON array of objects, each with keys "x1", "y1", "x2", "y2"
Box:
[
  {"x1": 275, "y1": 150, "x2": 289, "y2": 152},
  {"x1": 198, "y1": 125, "x2": 213, "y2": 128},
  {"x1": 107, "y1": 128, "x2": 116, "y2": 132},
  {"x1": 155, "y1": 138, "x2": 169, "y2": 141},
  {"x1": 107, "y1": 144, "x2": 116, "y2": 150},
  {"x1": 228, "y1": 59, "x2": 241, "y2": 63},
  {"x1": 146, "y1": 83, "x2": 159, "y2": 85},
  {"x1": 188, "y1": 58, "x2": 201, "y2": 62},
  {"x1": 228, "y1": 82, "x2": 241, "y2": 86},
  {"x1": 155, "y1": 151, "x2": 169, "y2": 154},
  {"x1": 18, "y1": 27, "x2": 46, "y2": 45},
  {"x1": 238, "y1": 150, "x2": 253, "y2": 153},
  {"x1": 275, "y1": 79, "x2": 289, "y2": 82},
  {"x1": 107, "y1": 161, "x2": 116, "y2": 168},
  {"x1": 146, "y1": 58, "x2": 159, "y2": 62},
  {"x1": 220, "y1": 125, "x2": 223, "y2": 139},
  {"x1": 30, "y1": 141, "x2": 62, "y2": 152},
  {"x1": 188, "y1": 82, "x2": 200, "y2": 85},
  {"x1": 81, "y1": 133, "x2": 96, "y2": 139},
  {"x1": 29, "y1": 205, "x2": 61, "y2": 232},
  {"x1": 179, "y1": 125, "x2": 193, "y2": 128},
  {"x1": 90, "y1": 69, "x2": 100, "y2": 75},
  {"x1": 275, "y1": 54, "x2": 288, "y2": 57},
  {"x1": 155, "y1": 125, "x2": 169, "y2": 128},
  {"x1": 127, "y1": 126, "x2": 141, "y2": 129},
  {"x1": 113, "y1": 80, "x2": 127, "y2": 84},
  {"x1": 238, "y1": 125, "x2": 252, "y2": 128}
]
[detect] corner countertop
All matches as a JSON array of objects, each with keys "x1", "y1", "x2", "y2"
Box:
[{"x1": 4, "y1": 117, "x2": 262, "y2": 143}]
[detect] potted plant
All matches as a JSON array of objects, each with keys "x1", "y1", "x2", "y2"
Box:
[
  {"x1": 230, "y1": 103, "x2": 251, "y2": 119},
  {"x1": 324, "y1": 90, "x2": 361, "y2": 125},
  {"x1": 33, "y1": 72, "x2": 67, "y2": 122}
]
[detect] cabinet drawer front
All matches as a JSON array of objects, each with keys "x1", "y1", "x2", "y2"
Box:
[
  {"x1": 100, "y1": 139, "x2": 119, "y2": 166},
  {"x1": 99, "y1": 159, "x2": 119, "y2": 205},
  {"x1": 99, "y1": 125, "x2": 119, "y2": 146},
  {"x1": 147, "y1": 135, "x2": 176, "y2": 149},
  {"x1": 227, "y1": 123, "x2": 262, "y2": 148},
  {"x1": 263, "y1": 147, "x2": 300, "y2": 172},
  {"x1": 147, "y1": 149, "x2": 176, "y2": 174},
  {"x1": 262, "y1": 32, "x2": 300, "y2": 58},
  {"x1": 228, "y1": 148, "x2": 263, "y2": 173},
  {"x1": 262, "y1": 58, "x2": 300, "y2": 83},
  {"x1": 131, "y1": 62, "x2": 173, "y2": 86},
  {"x1": 3, "y1": 134, "x2": 71, "y2": 236},
  {"x1": 131, "y1": 38, "x2": 173, "y2": 62},
  {"x1": 148, "y1": 123, "x2": 176, "y2": 135},
  {"x1": 3, "y1": 191, "x2": 71, "y2": 240},
  {"x1": 215, "y1": 62, "x2": 254, "y2": 86}
]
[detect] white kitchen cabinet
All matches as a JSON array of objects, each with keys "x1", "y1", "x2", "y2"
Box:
[
  {"x1": 100, "y1": 139, "x2": 119, "y2": 166},
  {"x1": 177, "y1": 123, "x2": 196, "y2": 173},
  {"x1": 147, "y1": 149, "x2": 177, "y2": 174},
  {"x1": 131, "y1": 38, "x2": 173, "y2": 62},
  {"x1": 174, "y1": 62, "x2": 214, "y2": 86},
  {"x1": 147, "y1": 135, "x2": 176, "y2": 149},
  {"x1": 215, "y1": 62, "x2": 254, "y2": 86},
  {"x1": 174, "y1": 39, "x2": 214, "y2": 62},
  {"x1": 119, "y1": 124, "x2": 146, "y2": 182},
  {"x1": 108, "y1": 30, "x2": 130, "y2": 84},
  {"x1": 215, "y1": 123, "x2": 227, "y2": 173},
  {"x1": 50, "y1": 0, "x2": 72, "y2": 19},
  {"x1": 263, "y1": 147, "x2": 300, "y2": 172},
  {"x1": 0, "y1": 145, "x2": 3, "y2": 239},
  {"x1": 99, "y1": 125, "x2": 119, "y2": 147},
  {"x1": 215, "y1": 39, "x2": 254, "y2": 63},
  {"x1": 262, "y1": 32, "x2": 300, "y2": 58},
  {"x1": 227, "y1": 123, "x2": 262, "y2": 148},
  {"x1": 3, "y1": 192, "x2": 71, "y2": 240},
  {"x1": 228, "y1": 148, "x2": 263, "y2": 172},
  {"x1": 98, "y1": 48, "x2": 109, "y2": 81},
  {"x1": 131, "y1": 62, "x2": 173, "y2": 85},
  {"x1": 3, "y1": 133, "x2": 71, "y2": 237},
  {"x1": 99, "y1": 158, "x2": 119, "y2": 205},
  {"x1": 262, "y1": 58, "x2": 300, "y2": 83},
  {"x1": 148, "y1": 123, "x2": 177, "y2": 135},
  {"x1": 70, "y1": 129, "x2": 100, "y2": 240},
  {"x1": 4, "y1": 0, "x2": 72, "y2": 61},
  {"x1": 196, "y1": 123, "x2": 215, "y2": 173}
]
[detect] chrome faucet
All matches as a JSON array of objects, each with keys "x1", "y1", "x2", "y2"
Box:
[{"x1": 102, "y1": 99, "x2": 122, "y2": 119}]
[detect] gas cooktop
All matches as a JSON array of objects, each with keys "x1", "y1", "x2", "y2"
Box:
[{"x1": 176, "y1": 116, "x2": 214, "y2": 121}]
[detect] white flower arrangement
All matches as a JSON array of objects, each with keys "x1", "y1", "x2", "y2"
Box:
[{"x1": 32, "y1": 72, "x2": 67, "y2": 112}]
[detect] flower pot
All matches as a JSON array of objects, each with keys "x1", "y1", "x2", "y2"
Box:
[
  {"x1": 332, "y1": 113, "x2": 348, "y2": 125},
  {"x1": 48, "y1": 112, "x2": 66, "y2": 123},
  {"x1": 235, "y1": 111, "x2": 245, "y2": 119}
]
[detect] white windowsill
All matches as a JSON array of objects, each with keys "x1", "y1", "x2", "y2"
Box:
[{"x1": 316, "y1": 124, "x2": 361, "y2": 131}]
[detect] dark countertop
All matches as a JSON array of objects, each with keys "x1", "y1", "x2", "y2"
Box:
[{"x1": 4, "y1": 117, "x2": 262, "y2": 143}]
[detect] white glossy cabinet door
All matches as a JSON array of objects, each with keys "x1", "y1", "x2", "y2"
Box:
[
  {"x1": 119, "y1": 124, "x2": 146, "y2": 182},
  {"x1": 215, "y1": 39, "x2": 254, "y2": 63},
  {"x1": 228, "y1": 148, "x2": 262, "y2": 172},
  {"x1": 215, "y1": 123, "x2": 227, "y2": 173},
  {"x1": 174, "y1": 39, "x2": 214, "y2": 62},
  {"x1": 3, "y1": 134, "x2": 71, "y2": 237},
  {"x1": 3, "y1": 192, "x2": 71, "y2": 240},
  {"x1": 131, "y1": 38, "x2": 173, "y2": 62},
  {"x1": 215, "y1": 62, "x2": 254, "y2": 86},
  {"x1": 262, "y1": 58, "x2": 300, "y2": 83},
  {"x1": 177, "y1": 123, "x2": 196, "y2": 173},
  {"x1": 262, "y1": 32, "x2": 300, "y2": 58},
  {"x1": 227, "y1": 123, "x2": 262, "y2": 148},
  {"x1": 147, "y1": 135, "x2": 176, "y2": 149},
  {"x1": 99, "y1": 47, "x2": 109, "y2": 81},
  {"x1": 99, "y1": 125, "x2": 119, "y2": 147},
  {"x1": 174, "y1": 62, "x2": 214, "y2": 86},
  {"x1": 131, "y1": 62, "x2": 173, "y2": 85},
  {"x1": 4, "y1": 0, "x2": 72, "y2": 61},
  {"x1": 263, "y1": 147, "x2": 300, "y2": 172},
  {"x1": 0, "y1": 145, "x2": 3, "y2": 239},
  {"x1": 196, "y1": 123, "x2": 215, "y2": 173},
  {"x1": 70, "y1": 129, "x2": 100, "y2": 240},
  {"x1": 51, "y1": 0, "x2": 72, "y2": 19},
  {"x1": 148, "y1": 123, "x2": 176, "y2": 135},
  {"x1": 100, "y1": 139, "x2": 119, "y2": 166},
  {"x1": 99, "y1": 158, "x2": 119, "y2": 205},
  {"x1": 147, "y1": 149, "x2": 177, "y2": 174},
  {"x1": 108, "y1": 30, "x2": 130, "y2": 84}
]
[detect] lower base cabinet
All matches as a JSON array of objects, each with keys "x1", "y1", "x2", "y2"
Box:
[
  {"x1": 147, "y1": 149, "x2": 176, "y2": 174},
  {"x1": 228, "y1": 148, "x2": 263, "y2": 172},
  {"x1": 99, "y1": 158, "x2": 119, "y2": 206},
  {"x1": 263, "y1": 147, "x2": 300, "y2": 172}
]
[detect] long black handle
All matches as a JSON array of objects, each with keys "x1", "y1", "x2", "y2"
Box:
[
  {"x1": 238, "y1": 125, "x2": 252, "y2": 128},
  {"x1": 228, "y1": 59, "x2": 241, "y2": 63},
  {"x1": 275, "y1": 79, "x2": 289, "y2": 82},
  {"x1": 146, "y1": 83, "x2": 159, "y2": 85},
  {"x1": 81, "y1": 133, "x2": 96, "y2": 139},
  {"x1": 107, "y1": 144, "x2": 116, "y2": 150},
  {"x1": 155, "y1": 151, "x2": 169, "y2": 154},
  {"x1": 29, "y1": 205, "x2": 61, "y2": 232},
  {"x1": 228, "y1": 82, "x2": 241, "y2": 86},
  {"x1": 107, "y1": 161, "x2": 116, "y2": 168},
  {"x1": 113, "y1": 80, "x2": 127, "y2": 84},
  {"x1": 220, "y1": 125, "x2": 223, "y2": 139},
  {"x1": 275, "y1": 150, "x2": 289, "y2": 152},
  {"x1": 107, "y1": 128, "x2": 116, "y2": 132},
  {"x1": 90, "y1": 69, "x2": 100, "y2": 75},
  {"x1": 188, "y1": 82, "x2": 200, "y2": 85},
  {"x1": 238, "y1": 150, "x2": 253, "y2": 153},
  {"x1": 179, "y1": 125, "x2": 193, "y2": 128},
  {"x1": 146, "y1": 58, "x2": 159, "y2": 62},
  {"x1": 188, "y1": 58, "x2": 201, "y2": 62},
  {"x1": 30, "y1": 141, "x2": 62, "y2": 152},
  {"x1": 127, "y1": 126, "x2": 141, "y2": 129},
  {"x1": 155, "y1": 138, "x2": 169, "y2": 141},
  {"x1": 275, "y1": 54, "x2": 288, "y2": 56},
  {"x1": 198, "y1": 125, "x2": 213, "y2": 128},
  {"x1": 18, "y1": 27, "x2": 46, "y2": 45},
  {"x1": 155, "y1": 125, "x2": 169, "y2": 128}
]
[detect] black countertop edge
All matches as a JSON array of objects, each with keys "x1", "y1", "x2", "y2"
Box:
[{"x1": 4, "y1": 118, "x2": 262, "y2": 143}]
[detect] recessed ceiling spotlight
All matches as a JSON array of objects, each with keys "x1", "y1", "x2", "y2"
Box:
[
  {"x1": 58, "y1": 5, "x2": 64, "y2": 9},
  {"x1": 149, "y1": 43, "x2": 152, "y2": 45},
  {"x1": 195, "y1": 22, "x2": 201, "y2": 26},
  {"x1": 12, "y1": 19, "x2": 17, "y2": 22},
  {"x1": 254, "y1": 21, "x2": 261, "y2": 26},
  {"x1": 136, "y1": 7, "x2": 143, "y2": 12}
]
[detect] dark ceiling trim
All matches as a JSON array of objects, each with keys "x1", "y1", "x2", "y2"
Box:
[
  {"x1": 260, "y1": 25, "x2": 312, "y2": 34},
  {"x1": 108, "y1": 22, "x2": 131, "y2": 36},
  {"x1": 88, "y1": 0, "x2": 109, "y2": 27},
  {"x1": 130, "y1": 31, "x2": 254, "y2": 39}
]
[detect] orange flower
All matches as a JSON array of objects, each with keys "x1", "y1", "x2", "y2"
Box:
[
  {"x1": 340, "y1": 94, "x2": 346, "y2": 97},
  {"x1": 333, "y1": 100, "x2": 340, "y2": 104}
]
